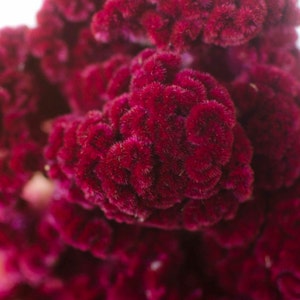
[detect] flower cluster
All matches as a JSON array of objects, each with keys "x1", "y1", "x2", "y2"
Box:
[
  {"x1": 45, "y1": 49, "x2": 253, "y2": 230},
  {"x1": 232, "y1": 65, "x2": 300, "y2": 190},
  {"x1": 1, "y1": 0, "x2": 300, "y2": 298},
  {"x1": 92, "y1": 0, "x2": 300, "y2": 49},
  {"x1": 202, "y1": 183, "x2": 300, "y2": 299}
]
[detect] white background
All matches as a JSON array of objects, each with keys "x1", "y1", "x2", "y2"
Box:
[
  {"x1": 0, "y1": 0, "x2": 298, "y2": 47},
  {"x1": 0, "y1": 0, "x2": 44, "y2": 28}
]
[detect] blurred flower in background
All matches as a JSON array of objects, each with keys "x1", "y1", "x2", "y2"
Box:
[{"x1": 0, "y1": 0, "x2": 300, "y2": 299}]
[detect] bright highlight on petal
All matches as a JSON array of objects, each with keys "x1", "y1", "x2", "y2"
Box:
[{"x1": 0, "y1": 0, "x2": 43, "y2": 28}]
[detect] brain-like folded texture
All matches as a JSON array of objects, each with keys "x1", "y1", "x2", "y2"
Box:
[
  {"x1": 45, "y1": 49, "x2": 253, "y2": 230},
  {"x1": 91, "y1": 0, "x2": 300, "y2": 49}
]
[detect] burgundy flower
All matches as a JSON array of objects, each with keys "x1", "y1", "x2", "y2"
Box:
[
  {"x1": 51, "y1": 0, "x2": 98, "y2": 22},
  {"x1": 64, "y1": 54, "x2": 131, "y2": 113},
  {"x1": 200, "y1": 181, "x2": 300, "y2": 299},
  {"x1": 224, "y1": 25, "x2": 300, "y2": 79},
  {"x1": 205, "y1": 193, "x2": 266, "y2": 248},
  {"x1": 105, "y1": 230, "x2": 203, "y2": 300},
  {"x1": 0, "y1": 201, "x2": 63, "y2": 298},
  {"x1": 0, "y1": 34, "x2": 45, "y2": 203},
  {"x1": 92, "y1": 0, "x2": 300, "y2": 49},
  {"x1": 264, "y1": 0, "x2": 300, "y2": 25},
  {"x1": 0, "y1": 26, "x2": 29, "y2": 71},
  {"x1": 27, "y1": 0, "x2": 74, "y2": 84},
  {"x1": 7, "y1": 249, "x2": 108, "y2": 300},
  {"x1": 202, "y1": 0, "x2": 266, "y2": 47},
  {"x1": 45, "y1": 49, "x2": 253, "y2": 230},
  {"x1": 50, "y1": 200, "x2": 114, "y2": 259},
  {"x1": 1, "y1": 0, "x2": 300, "y2": 298},
  {"x1": 48, "y1": 191, "x2": 205, "y2": 299},
  {"x1": 232, "y1": 65, "x2": 300, "y2": 190}
]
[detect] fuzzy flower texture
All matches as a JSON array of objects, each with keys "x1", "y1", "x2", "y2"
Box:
[{"x1": 1, "y1": 0, "x2": 300, "y2": 299}]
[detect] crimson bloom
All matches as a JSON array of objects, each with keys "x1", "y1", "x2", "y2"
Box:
[
  {"x1": 0, "y1": 0, "x2": 300, "y2": 299},
  {"x1": 45, "y1": 49, "x2": 254, "y2": 230}
]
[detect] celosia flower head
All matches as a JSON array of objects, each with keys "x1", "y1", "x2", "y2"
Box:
[
  {"x1": 0, "y1": 0, "x2": 300, "y2": 299},
  {"x1": 45, "y1": 49, "x2": 254, "y2": 230}
]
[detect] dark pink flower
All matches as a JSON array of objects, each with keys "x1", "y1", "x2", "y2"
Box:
[
  {"x1": 224, "y1": 25, "x2": 300, "y2": 79},
  {"x1": 200, "y1": 181, "x2": 300, "y2": 299},
  {"x1": 0, "y1": 26, "x2": 29, "y2": 71},
  {"x1": 1, "y1": 0, "x2": 300, "y2": 298},
  {"x1": 50, "y1": 200, "x2": 114, "y2": 259},
  {"x1": 64, "y1": 54, "x2": 131, "y2": 113},
  {"x1": 232, "y1": 65, "x2": 300, "y2": 190},
  {"x1": 0, "y1": 201, "x2": 63, "y2": 297},
  {"x1": 45, "y1": 50, "x2": 253, "y2": 230},
  {"x1": 51, "y1": 0, "x2": 98, "y2": 22},
  {"x1": 92, "y1": 0, "x2": 300, "y2": 49}
]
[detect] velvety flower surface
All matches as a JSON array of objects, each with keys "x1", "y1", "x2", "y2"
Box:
[
  {"x1": 202, "y1": 183, "x2": 300, "y2": 300},
  {"x1": 1, "y1": 0, "x2": 300, "y2": 299},
  {"x1": 63, "y1": 54, "x2": 131, "y2": 113},
  {"x1": 45, "y1": 49, "x2": 254, "y2": 230},
  {"x1": 227, "y1": 26, "x2": 300, "y2": 77},
  {"x1": 92, "y1": 0, "x2": 300, "y2": 49}
]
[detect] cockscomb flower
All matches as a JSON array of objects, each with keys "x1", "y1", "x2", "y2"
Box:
[
  {"x1": 27, "y1": 0, "x2": 139, "y2": 87},
  {"x1": 50, "y1": 199, "x2": 120, "y2": 259},
  {"x1": 63, "y1": 54, "x2": 131, "y2": 113},
  {"x1": 26, "y1": 0, "x2": 68, "y2": 84},
  {"x1": 0, "y1": 26, "x2": 29, "y2": 71},
  {"x1": 251, "y1": 182, "x2": 300, "y2": 300},
  {"x1": 201, "y1": 182, "x2": 300, "y2": 299},
  {"x1": 92, "y1": 0, "x2": 300, "y2": 50},
  {"x1": 0, "y1": 201, "x2": 63, "y2": 297},
  {"x1": 27, "y1": 0, "x2": 100, "y2": 84},
  {"x1": 51, "y1": 0, "x2": 99, "y2": 22},
  {"x1": 49, "y1": 196, "x2": 205, "y2": 300},
  {"x1": 0, "y1": 26, "x2": 38, "y2": 122},
  {"x1": 46, "y1": 166, "x2": 206, "y2": 298},
  {"x1": 4, "y1": 247, "x2": 108, "y2": 300},
  {"x1": 232, "y1": 65, "x2": 300, "y2": 190},
  {"x1": 0, "y1": 0, "x2": 300, "y2": 298},
  {"x1": 223, "y1": 25, "x2": 300, "y2": 80},
  {"x1": 45, "y1": 49, "x2": 253, "y2": 230},
  {"x1": 103, "y1": 231, "x2": 204, "y2": 300},
  {"x1": 8, "y1": 235, "x2": 204, "y2": 300},
  {"x1": 0, "y1": 28, "x2": 43, "y2": 203},
  {"x1": 204, "y1": 192, "x2": 266, "y2": 248}
]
